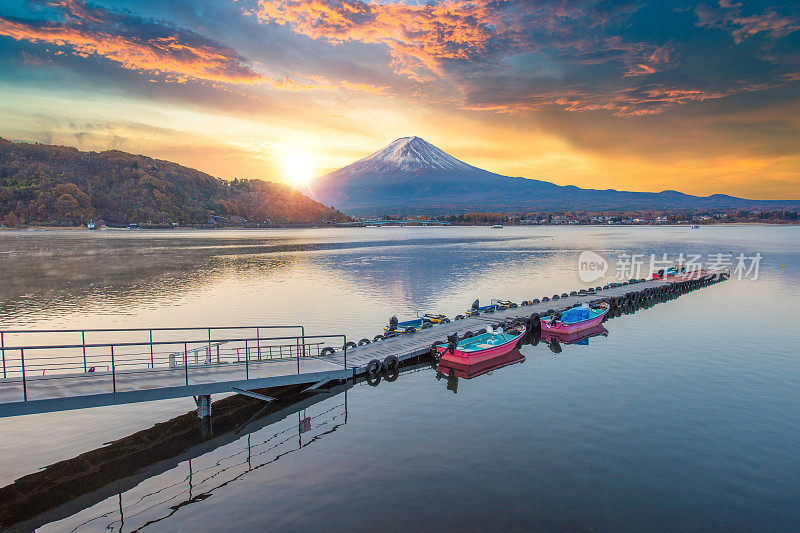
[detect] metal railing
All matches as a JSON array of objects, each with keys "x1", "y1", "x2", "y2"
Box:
[{"x1": 0, "y1": 326, "x2": 348, "y2": 402}]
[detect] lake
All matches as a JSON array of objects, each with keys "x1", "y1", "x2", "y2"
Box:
[{"x1": 0, "y1": 226, "x2": 798, "y2": 531}]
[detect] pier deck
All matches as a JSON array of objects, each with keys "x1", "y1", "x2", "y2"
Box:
[{"x1": 0, "y1": 271, "x2": 726, "y2": 417}]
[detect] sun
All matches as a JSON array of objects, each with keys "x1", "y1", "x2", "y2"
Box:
[{"x1": 280, "y1": 149, "x2": 315, "y2": 189}]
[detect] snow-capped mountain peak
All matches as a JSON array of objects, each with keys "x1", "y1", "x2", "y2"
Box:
[{"x1": 338, "y1": 136, "x2": 478, "y2": 175}]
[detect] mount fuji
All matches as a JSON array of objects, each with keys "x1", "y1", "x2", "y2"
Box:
[{"x1": 307, "y1": 136, "x2": 798, "y2": 215}]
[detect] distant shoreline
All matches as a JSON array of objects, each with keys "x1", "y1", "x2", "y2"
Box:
[{"x1": 2, "y1": 221, "x2": 797, "y2": 232}]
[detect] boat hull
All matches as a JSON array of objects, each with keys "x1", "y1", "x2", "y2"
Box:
[
  {"x1": 540, "y1": 304, "x2": 609, "y2": 334},
  {"x1": 540, "y1": 324, "x2": 608, "y2": 345},
  {"x1": 436, "y1": 330, "x2": 525, "y2": 365}
]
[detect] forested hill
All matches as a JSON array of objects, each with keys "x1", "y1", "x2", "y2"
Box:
[{"x1": 0, "y1": 138, "x2": 349, "y2": 226}]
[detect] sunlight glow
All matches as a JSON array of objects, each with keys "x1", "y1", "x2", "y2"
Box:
[{"x1": 280, "y1": 149, "x2": 315, "y2": 189}]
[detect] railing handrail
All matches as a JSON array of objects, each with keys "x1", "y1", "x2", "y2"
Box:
[
  {"x1": 0, "y1": 334, "x2": 341, "y2": 352},
  {"x1": 0, "y1": 325, "x2": 304, "y2": 334}
]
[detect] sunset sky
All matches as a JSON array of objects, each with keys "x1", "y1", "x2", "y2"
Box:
[{"x1": 1, "y1": 0, "x2": 799, "y2": 198}]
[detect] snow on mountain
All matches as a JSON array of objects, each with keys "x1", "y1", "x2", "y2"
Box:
[{"x1": 336, "y1": 136, "x2": 478, "y2": 175}]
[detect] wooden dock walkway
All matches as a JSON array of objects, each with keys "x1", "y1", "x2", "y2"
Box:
[{"x1": 0, "y1": 270, "x2": 727, "y2": 417}]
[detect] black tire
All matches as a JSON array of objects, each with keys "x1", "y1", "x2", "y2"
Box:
[
  {"x1": 532, "y1": 299, "x2": 540, "y2": 304},
  {"x1": 422, "y1": 323, "x2": 433, "y2": 329},
  {"x1": 384, "y1": 367, "x2": 399, "y2": 382},
  {"x1": 343, "y1": 341, "x2": 357, "y2": 351},
  {"x1": 373, "y1": 335, "x2": 384, "y2": 342},
  {"x1": 561, "y1": 293, "x2": 568, "y2": 298},
  {"x1": 509, "y1": 303, "x2": 518, "y2": 308},
  {"x1": 476, "y1": 328, "x2": 487, "y2": 335},
  {"x1": 404, "y1": 327, "x2": 417, "y2": 334},
  {"x1": 454, "y1": 314, "x2": 465, "y2": 320},
  {"x1": 383, "y1": 355, "x2": 400, "y2": 373},
  {"x1": 486, "y1": 308, "x2": 494, "y2": 314},
  {"x1": 367, "y1": 374, "x2": 381, "y2": 387},
  {"x1": 553, "y1": 295, "x2": 560, "y2": 300},
  {"x1": 441, "y1": 317, "x2": 451, "y2": 324},
  {"x1": 320, "y1": 347, "x2": 335, "y2": 356},
  {"x1": 542, "y1": 297, "x2": 549, "y2": 302},
  {"x1": 366, "y1": 359, "x2": 382, "y2": 376},
  {"x1": 358, "y1": 338, "x2": 371, "y2": 346},
  {"x1": 462, "y1": 331, "x2": 474, "y2": 339}
]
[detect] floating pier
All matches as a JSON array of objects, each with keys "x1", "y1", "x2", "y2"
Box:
[{"x1": 0, "y1": 270, "x2": 728, "y2": 418}]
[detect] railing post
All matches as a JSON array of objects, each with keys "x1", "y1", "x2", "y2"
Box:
[
  {"x1": 245, "y1": 340, "x2": 249, "y2": 380},
  {"x1": 1, "y1": 331, "x2": 5, "y2": 379},
  {"x1": 257, "y1": 328, "x2": 261, "y2": 361},
  {"x1": 81, "y1": 330, "x2": 87, "y2": 373},
  {"x1": 149, "y1": 330, "x2": 154, "y2": 369},
  {"x1": 207, "y1": 328, "x2": 212, "y2": 364},
  {"x1": 110, "y1": 345, "x2": 116, "y2": 394},
  {"x1": 184, "y1": 342, "x2": 189, "y2": 386},
  {"x1": 20, "y1": 348, "x2": 26, "y2": 401},
  {"x1": 343, "y1": 336, "x2": 347, "y2": 369},
  {"x1": 301, "y1": 326, "x2": 306, "y2": 359}
]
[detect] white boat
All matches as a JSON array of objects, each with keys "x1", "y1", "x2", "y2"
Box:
[
  {"x1": 491, "y1": 224, "x2": 503, "y2": 229},
  {"x1": 87, "y1": 219, "x2": 96, "y2": 230}
]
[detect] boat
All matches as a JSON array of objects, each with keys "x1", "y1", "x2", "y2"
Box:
[
  {"x1": 652, "y1": 265, "x2": 686, "y2": 279},
  {"x1": 691, "y1": 225, "x2": 700, "y2": 229},
  {"x1": 384, "y1": 312, "x2": 435, "y2": 333},
  {"x1": 423, "y1": 313, "x2": 450, "y2": 324},
  {"x1": 436, "y1": 349, "x2": 525, "y2": 380},
  {"x1": 86, "y1": 219, "x2": 96, "y2": 230},
  {"x1": 466, "y1": 298, "x2": 507, "y2": 316},
  {"x1": 540, "y1": 302, "x2": 609, "y2": 334},
  {"x1": 491, "y1": 224, "x2": 503, "y2": 229},
  {"x1": 435, "y1": 324, "x2": 526, "y2": 365}
]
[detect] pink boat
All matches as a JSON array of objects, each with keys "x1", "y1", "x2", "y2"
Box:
[
  {"x1": 540, "y1": 302, "x2": 610, "y2": 334},
  {"x1": 435, "y1": 324, "x2": 526, "y2": 365}
]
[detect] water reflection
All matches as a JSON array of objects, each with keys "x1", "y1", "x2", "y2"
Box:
[
  {"x1": 436, "y1": 349, "x2": 526, "y2": 393},
  {"x1": 541, "y1": 324, "x2": 609, "y2": 354},
  {"x1": 0, "y1": 359, "x2": 434, "y2": 531}
]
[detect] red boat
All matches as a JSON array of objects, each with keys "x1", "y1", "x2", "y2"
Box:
[
  {"x1": 540, "y1": 302, "x2": 609, "y2": 334},
  {"x1": 435, "y1": 324, "x2": 526, "y2": 365}
]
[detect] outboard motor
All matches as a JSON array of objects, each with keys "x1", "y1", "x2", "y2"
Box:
[
  {"x1": 389, "y1": 315, "x2": 399, "y2": 330},
  {"x1": 446, "y1": 332, "x2": 458, "y2": 354},
  {"x1": 471, "y1": 299, "x2": 480, "y2": 310}
]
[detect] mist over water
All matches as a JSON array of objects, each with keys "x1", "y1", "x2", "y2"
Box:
[{"x1": 1, "y1": 226, "x2": 799, "y2": 530}]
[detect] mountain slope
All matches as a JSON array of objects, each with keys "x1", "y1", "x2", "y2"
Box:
[
  {"x1": 0, "y1": 138, "x2": 348, "y2": 226},
  {"x1": 309, "y1": 136, "x2": 800, "y2": 215}
]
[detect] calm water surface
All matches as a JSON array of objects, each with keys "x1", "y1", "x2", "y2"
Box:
[{"x1": 0, "y1": 226, "x2": 798, "y2": 531}]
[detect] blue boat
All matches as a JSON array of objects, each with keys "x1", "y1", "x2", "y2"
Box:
[
  {"x1": 384, "y1": 312, "x2": 437, "y2": 333},
  {"x1": 466, "y1": 299, "x2": 510, "y2": 316}
]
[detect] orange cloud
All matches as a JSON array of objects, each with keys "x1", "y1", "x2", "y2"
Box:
[
  {"x1": 255, "y1": 0, "x2": 500, "y2": 80},
  {"x1": 461, "y1": 82, "x2": 783, "y2": 117},
  {"x1": 0, "y1": 1, "x2": 264, "y2": 84}
]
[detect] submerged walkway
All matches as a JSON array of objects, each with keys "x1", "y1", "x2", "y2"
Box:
[{"x1": 0, "y1": 270, "x2": 727, "y2": 417}]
